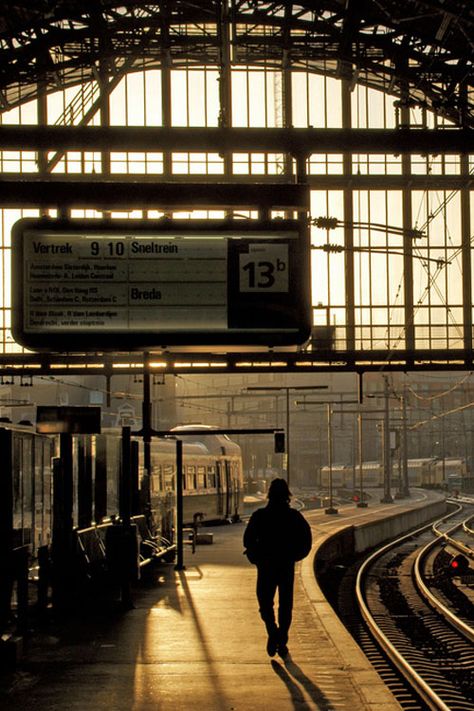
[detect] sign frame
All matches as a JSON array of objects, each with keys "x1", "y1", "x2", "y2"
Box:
[
  {"x1": 12, "y1": 217, "x2": 311, "y2": 351},
  {"x1": 36, "y1": 406, "x2": 101, "y2": 434}
]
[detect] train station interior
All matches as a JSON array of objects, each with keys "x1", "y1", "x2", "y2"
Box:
[{"x1": 0, "y1": 2, "x2": 473, "y2": 710}]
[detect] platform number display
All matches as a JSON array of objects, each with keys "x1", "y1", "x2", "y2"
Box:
[{"x1": 239, "y1": 244, "x2": 289, "y2": 293}]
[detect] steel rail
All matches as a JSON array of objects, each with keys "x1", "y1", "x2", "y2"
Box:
[
  {"x1": 462, "y1": 519, "x2": 474, "y2": 535},
  {"x1": 415, "y1": 511, "x2": 474, "y2": 644},
  {"x1": 355, "y1": 504, "x2": 468, "y2": 711}
]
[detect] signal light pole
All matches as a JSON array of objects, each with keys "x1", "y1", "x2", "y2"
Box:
[{"x1": 246, "y1": 385, "x2": 328, "y2": 488}]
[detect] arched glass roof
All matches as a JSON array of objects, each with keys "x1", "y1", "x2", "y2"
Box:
[{"x1": 0, "y1": 1, "x2": 473, "y2": 125}]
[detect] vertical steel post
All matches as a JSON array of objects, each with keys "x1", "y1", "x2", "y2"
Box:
[
  {"x1": 325, "y1": 404, "x2": 338, "y2": 514},
  {"x1": 0, "y1": 428, "x2": 13, "y2": 630},
  {"x1": 60, "y1": 433, "x2": 74, "y2": 535},
  {"x1": 342, "y1": 78, "x2": 355, "y2": 352},
  {"x1": 286, "y1": 388, "x2": 291, "y2": 488},
  {"x1": 357, "y1": 412, "x2": 367, "y2": 507},
  {"x1": 398, "y1": 60, "x2": 416, "y2": 359},
  {"x1": 77, "y1": 436, "x2": 93, "y2": 528},
  {"x1": 94, "y1": 434, "x2": 107, "y2": 522},
  {"x1": 142, "y1": 359, "x2": 152, "y2": 518},
  {"x1": 175, "y1": 439, "x2": 185, "y2": 570},
  {"x1": 401, "y1": 392, "x2": 409, "y2": 497},
  {"x1": 218, "y1": 0, "x2": 232, "y2": 195},
  {"x1": 52, "y1": 434, "x2": 73, "y2": 611},
  {"x1": 115, "y1": 426, "x2": 136, "y2": 609},
  {"x1": 120, "y1": 426, "x2": 131, "y2": 526},
  {"x1": 381, "y1": 378, "x2": 394, "y2": 503},
  {"x1": 328, "y1": 404, "x2": 332, "y2": 505}
]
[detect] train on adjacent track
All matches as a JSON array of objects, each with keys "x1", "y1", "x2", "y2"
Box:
[
  {"x1": 319, "y1": 457, "x2": 468, "y2": 491},
  {"x1": 1, "y1": 421, "x2": 243, "y2": 562},
  {"x1": 98, "y1": 424, "x2": 243, "y2": 542}
]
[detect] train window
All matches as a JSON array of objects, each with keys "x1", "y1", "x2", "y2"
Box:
[
  {"x1": 197, "y1": 474, "x2": 206, "y2": 488},
  {"x1": 154, "y1": 465, "x2": 163, "y2": 492},
  {"x1": 216, "y1": 467, "x2": 223, "y2": 490},
  {"x1": 207, "y1": 466, "x2": 216, "y2": 488},
  {"x1": 197, "y1": 465, "x2": 206, "y2": 489},
  {"x1": 186, "y1": 465, "x2": 197, "y2": 489},
  {"x1": 164, "y1": 463, "x2": 174, "y2": 491}
]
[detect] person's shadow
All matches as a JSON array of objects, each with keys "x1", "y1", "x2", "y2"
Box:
[{"x1": 271, "y1": 654, "x2": 332, "y2": 710}]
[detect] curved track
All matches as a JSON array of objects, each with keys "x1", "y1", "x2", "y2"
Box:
[{"x1": 354, "y1": 501, "x2": 474, "y2": 710}]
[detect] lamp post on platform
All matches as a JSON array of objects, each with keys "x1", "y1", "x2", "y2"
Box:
[
  {"x1": 296, "y1": 397, "x2": 359, "y2": 514},
  {"x1": 367, "y1": 377, "x2": 410, "y2": 503}
]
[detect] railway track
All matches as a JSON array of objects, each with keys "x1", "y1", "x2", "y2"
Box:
[{"x1": 327, "y1": 500, "x2": 474, "y2": 710}]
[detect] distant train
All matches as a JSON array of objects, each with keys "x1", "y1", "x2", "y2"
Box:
[
  {"x1": 319, "y1": 457, "x2": 467, "y2": 490},
  {"x1": 3, "y1": 421, "x2": 243, "y2": 564}
]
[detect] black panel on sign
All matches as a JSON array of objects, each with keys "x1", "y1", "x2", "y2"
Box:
[
  {"x1": 36, "y1": 406, "x2": 101, "y2": 434},
  {"x1": 228, "y1": 238, "x2": 300, "y2": 330}
]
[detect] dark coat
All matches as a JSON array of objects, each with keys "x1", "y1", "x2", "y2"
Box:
[{"x1": 243, "y1": 502, "x2": 312, "y2": 565}]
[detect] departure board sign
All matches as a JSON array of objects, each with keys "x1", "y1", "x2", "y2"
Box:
[{"x1": 12, "y1": 217, "x2": 311, "y2": 351}]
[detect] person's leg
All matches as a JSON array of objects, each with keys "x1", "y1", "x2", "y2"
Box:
[
  {"x1": 256, "y1": 564, "x2": 279, "y2": 655},
  {"x1": 277, "y1": 563, "x2": 295, "y2": 651}
]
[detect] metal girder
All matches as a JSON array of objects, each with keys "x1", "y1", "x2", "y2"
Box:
[
  {"x1": 0, "y1": 174, "x2": 471, "y2": 210},
  {"x1": 0, "y1": 2, "x2": 473, "y2": 128},
  {"x1": 0, "y1": 349, "x2": 472, "y2": 377},
  {"x1": 0, "y1": 173, "x2": 470, "y2": 210},
  {"x1": 0, "y1": 125, "x2": 473, "y2": 154},
  {"x1": 0, "y1": 178, "x2": 309, "y2": 209}
]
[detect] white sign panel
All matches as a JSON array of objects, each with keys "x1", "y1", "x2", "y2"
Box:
[{"x1": 24, "y1": 235, "x2": 227, "y2": 331}]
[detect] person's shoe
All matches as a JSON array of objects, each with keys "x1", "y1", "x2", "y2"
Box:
[
  {"x1": 278, "y1": 643, "x2": 289, "y2": 658},
  {"x1": 266, "y1": 634, "x2": 278, "y2": 657}
]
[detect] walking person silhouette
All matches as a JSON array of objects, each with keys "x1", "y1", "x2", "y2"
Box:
[{"x1": 243, "y1": 478, "x2": 312, "y2": 657}]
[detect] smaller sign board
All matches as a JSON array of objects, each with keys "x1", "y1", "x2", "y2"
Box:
[{"x1": 36, "y1": 406, "x2": 101, "y2": 434}]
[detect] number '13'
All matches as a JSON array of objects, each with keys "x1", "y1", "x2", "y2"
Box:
[{"x1": 242, "y1": 260, "x2": 275, "y2": 288}]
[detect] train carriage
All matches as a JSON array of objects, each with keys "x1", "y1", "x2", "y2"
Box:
[
  {"x1": 0, "y1": 422, "x2": 55, "y2": 557},
  {"x1": 359, "y1": 461, "x2": 383, "y2": 487},
  {"x1": 319, "y1": 463, "x2": 352, "y2": 489},
  {"x1": 320, "y1": 456, "x2": 467, "y2": 492},
  {"x1": 405, "y1": 458, "x2": 436, "y2": 487},
  {"x1": 94, "y1": 424, "x2": 243, "y2": 535},
  {"x1": 433, "y1": 457, "x2": 467, "y2": 491},
  {"x1": 170, "y1": 425, "x2": 243, "y2": 524},
  {"x1": 1, "y1": 421, "x2": 243, "y2": 564}
]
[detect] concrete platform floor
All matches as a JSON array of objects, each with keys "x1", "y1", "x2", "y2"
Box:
[{"x1": 0, "y1": 519, "x2": 401, "y2": 710}]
